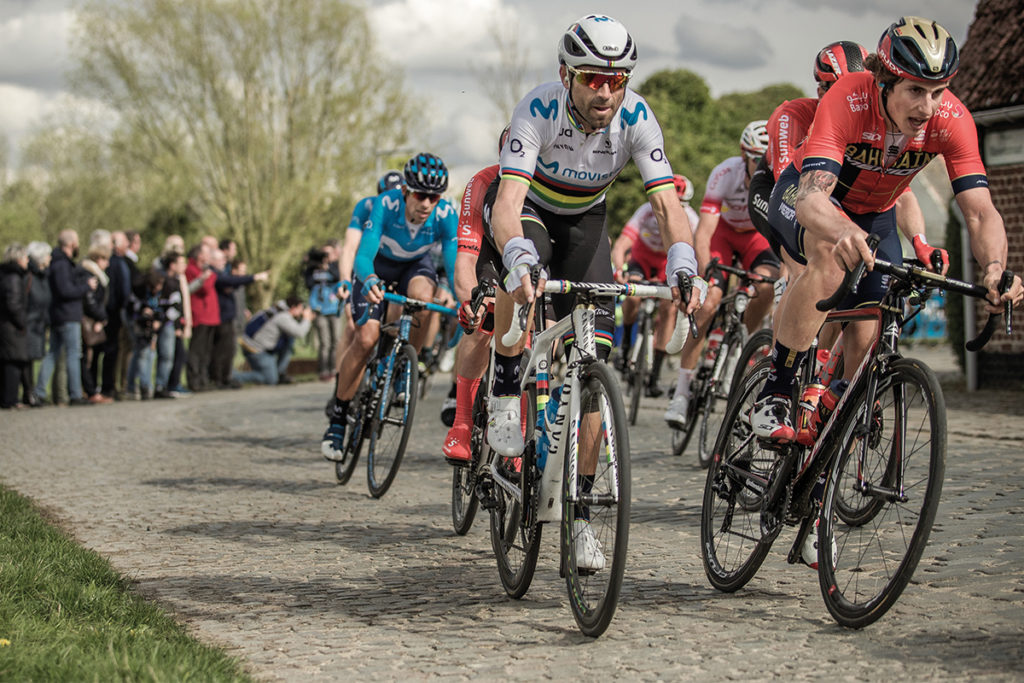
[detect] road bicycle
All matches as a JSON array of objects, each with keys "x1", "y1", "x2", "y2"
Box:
[
  {"x1": 618, "y1": 281, "x2": 666, "y2": 426},
  {"x1": 333, "y1": 291, "x2": 456, "y2": 498},
  {"x1": 476, "y1": 272, "x2": 692, "y2": 636},
  {"x1": 670, "y1": 260, "x2": 776, "y2": 468},
  {"x1": 701, "y1": 240, "x2": 1014, "y2": 627}
]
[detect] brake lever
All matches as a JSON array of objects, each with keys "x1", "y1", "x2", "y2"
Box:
[
  {"x1": 675, "y1": 271, "x2": 699, "y2": 340},
  {"x1": 1000, "y1": 270, "x2": 1014, "y2": 336}
]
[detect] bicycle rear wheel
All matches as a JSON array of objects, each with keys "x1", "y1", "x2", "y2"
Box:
[
  {"x1": 489, "y1": 383, "x2": 541, "y2": 598},
  {"x1": 366, "y1": 344, "x2": 419, "y2": 498},
  {"x1": 335, "y1": 379, "x2": 369, "y2": 485},
  {"x1": 700, "y1": 357, "x2": 777, "y2": 592},
  {"x1": 562, "y1": 361, "x2": 630, "y2": 637},
  {"x1": 451, "y1": 373, "x2": 487, "y2": 535},
  {"x1": 818, "y1": 358, "x2": 945, "y2": 628},
  {"x1": 628, "y1": 319, "x2": 649, "y2": 426},
  {"x1": 670, "y1": 375, "x2": 702, "y2": 456}
]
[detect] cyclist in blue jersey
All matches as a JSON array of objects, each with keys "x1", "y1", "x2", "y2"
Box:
[
  {"x1": 321, "y1": 154, "x2": 458, "y2": 461},
  {"x1": 480, "y1": 14, "x2": 707, "y2": 569}
]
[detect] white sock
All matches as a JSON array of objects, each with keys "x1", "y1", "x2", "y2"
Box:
[{"x1": 674, "y1": 368, "x2": 693, "y2": 400}]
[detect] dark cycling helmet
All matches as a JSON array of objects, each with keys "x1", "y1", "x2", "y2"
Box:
[
  {"x1": 877, "y1": 16, "x2": 959, "y2": 82},
  {"x1": 377, "y1": 170, "x2": 403, "y2": 195},
  {"x1": 814, "y1": 41, "x2": 869, "y2": 85},
  {"x1": 403, "y1": 152, "x2": 449, "y2": 194},
  {"x1": 673, "y1": 174, "x2": 694, "y2": 203},
  {"x1": 558, "y1": 14, "x2": 637, "y2": 72}
]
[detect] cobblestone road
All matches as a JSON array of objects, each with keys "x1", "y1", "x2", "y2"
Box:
[{"x1": 3, "y1": 347, "x2": 1023, "y2": 680}]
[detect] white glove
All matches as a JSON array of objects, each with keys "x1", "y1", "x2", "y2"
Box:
[{"x1": 502, "y1": 236, "x2": 544, "y2": 294}]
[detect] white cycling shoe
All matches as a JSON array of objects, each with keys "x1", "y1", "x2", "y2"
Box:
[
  {"x1": 487, "y1": 395, "x2": 524, "y2": 457},
  {"x1": 663, "y1": 394, "x2": 689, "y2": 429},
  {"x1": 573, "y1": 519, "x2": 606, "y2": 571},
  {"x1": 801, "y1": 517, "x2": 837, "y2": 570}
]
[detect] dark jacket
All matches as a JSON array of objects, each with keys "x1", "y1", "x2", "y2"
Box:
[
  {"x1": 25, "y1": 261, "x2": 51, "y2": 359},
  {"x1": 215, "y1": 268, "x2": 255, "y2": 323},
  {"x1": 0, "y1": 261, "x2": 30, "y2": 361},
  {"x1": 78, "y1": 260, "x2": 109, "y2": 323},
  {"x1": 106, "y1": 253, "x2": 133, "y2": 322},
  {"x1": 48, "y1": 247, "x2": 92, "y2": 325}
]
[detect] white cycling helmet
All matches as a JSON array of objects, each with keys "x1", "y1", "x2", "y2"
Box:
[
  {"x1": 558, "y1": 14, "x2": 637, "y2": 72},
  {"x1": 740, "y1": 120, "x2": 770, "y2": 158}
]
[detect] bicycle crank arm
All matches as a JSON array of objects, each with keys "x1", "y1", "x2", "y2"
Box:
[{"x1": 489, "y1": 461, "x2": 523, "y2": 505}]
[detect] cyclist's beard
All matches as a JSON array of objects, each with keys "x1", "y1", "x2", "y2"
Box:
[{"x1": 568, "y1": 89, "x2": 606, "y2": 133}]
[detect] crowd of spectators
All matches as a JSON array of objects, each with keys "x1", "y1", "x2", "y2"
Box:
[{"x1": 0, "y1": 230, "x2": 323, "y2": 409}]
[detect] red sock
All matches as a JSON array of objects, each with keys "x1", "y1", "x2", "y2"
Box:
[{"x1": 454, "y1": 375, "x2": 480, "y2": 428}]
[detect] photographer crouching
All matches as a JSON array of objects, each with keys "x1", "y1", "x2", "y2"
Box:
[{"x1": 232, "y1": 296, "x2": 315, "y2": 386}]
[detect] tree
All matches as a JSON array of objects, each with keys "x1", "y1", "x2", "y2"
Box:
[
  {"x1": 71, "y1": 0, "x2": 414, "y2": 302},
  {"x1": 605, "y1": 70, "x2": 804, "y2": 233}
]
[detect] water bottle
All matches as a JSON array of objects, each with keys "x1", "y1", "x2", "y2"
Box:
[
  {"x1": 535, "y1": 386, "x2": 561, "y2": 472},
  {"x1": 702, "y1": 328, "x2": 724, "y2": 369},
  {"x1": 812, "y1": 379, "x2": 849, "y2": 440}
]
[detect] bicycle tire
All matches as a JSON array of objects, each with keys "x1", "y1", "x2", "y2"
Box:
[
  {"x1": 697, "y1": 330, "x2": 743, "y2": 469},
  {"x1": 562, "y1": 361, "x2": 630, "y2": 637},
  {"x1": 628, "y1": 319, "x2": 649, "y2": 426},
  {"x1": 490, "y1": 382, "x2": 541, "y2": 599},
  {"x1": 670, "y1": 370, "x2": 703, "y2": 456},
  {"x1": 818, "y1": 358, "x2": 945, "y2": 628},
  {"x1": 700, "y1": 357, "x2": 776, "y2": 592},
  {"x1": 451, "y1": 371, "x2": 488, "y2": 535},
  {"x1": 366, "y1": 344, "x2": 419, "y2": 498},
  {"x1": 728, "y1": 328, "x2": 773, "y2": 399},
  {"x1": 335, "y1": 409, "x2": 366, "y2": 485}
]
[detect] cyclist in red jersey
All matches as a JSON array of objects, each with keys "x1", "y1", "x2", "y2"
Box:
[
  {"x1": 441, "y1": 129, "x2": 508, "y2": 464},
  {"x1": 752, "y1": 16, "x2": 1023, "y2": 445},
  {"x1": 665, "y1": 121, "x2": 781, "y2": 427}
]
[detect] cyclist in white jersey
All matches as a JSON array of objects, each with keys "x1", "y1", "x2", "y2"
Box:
[
  {"x1": 480, "y1": 14, "x2": 706, "y2": 568},
  {"x1": 611, "y1": 174, "x2": 699, "y2": 396}
]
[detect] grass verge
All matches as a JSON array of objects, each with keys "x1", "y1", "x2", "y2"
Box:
[{"x1": 0, "y1": 485, "x2": 251, "y2": 682}]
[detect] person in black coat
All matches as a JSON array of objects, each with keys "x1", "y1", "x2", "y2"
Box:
[
  {"x1": 21, "y1": 241, "x2": 52, "y2": 407},
  {"x1": 80, "y1": 242, "x2": 112, "y2": 403},
  {"x1": 32, "y1": 230, "x2": 97, "y2": 405},
  {"x1": 0, "y1": 243, "x2": 30, "y2": 409}
]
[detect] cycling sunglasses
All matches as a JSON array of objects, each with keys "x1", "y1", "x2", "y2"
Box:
[
  {"x1": 408, "y1": 190, "x2": 441, "y2": 203},
  {"x1": 568, "y1": 67, "x2": 630, "y2": 92}
]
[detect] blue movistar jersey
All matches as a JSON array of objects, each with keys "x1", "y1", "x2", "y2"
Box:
[
  {"x1": 354, "y1": 188, "x2": 458, "y2": 291},
  {"x1": 348, "y1": 196, "x2": 375, "y2": 232}
]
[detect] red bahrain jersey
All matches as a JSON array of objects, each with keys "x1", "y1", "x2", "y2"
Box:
[{"x1": 793, "y1": 72, "x2": 987, "y2": 214}]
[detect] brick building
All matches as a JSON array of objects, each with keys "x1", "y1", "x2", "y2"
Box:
[{"x1": 950, "y1": 0, "x2": 1024, "y2": 388}]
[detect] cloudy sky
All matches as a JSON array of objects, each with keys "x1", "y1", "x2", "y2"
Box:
[{"x1": 0, "y1": 0, "x2": 978, "y2": 189}]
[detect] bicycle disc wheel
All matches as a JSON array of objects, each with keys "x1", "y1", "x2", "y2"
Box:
[
  {"x1": 451, "y1": 373, "x2": 488, "y2": 535},
  {"x1": 818, "y1": 358, "x2": 945, "y2": 628},
  {"x1": 562, "y1": 361, "x2": 630, "y2": 637},
  {"x1": 366, "y1": 344, "x2": 419, "y2": 498},
  {"x1": 628, "y1": 323, "x2": 649, "y2": 426},
  {"x1": 700, "y1": 357, "x2": 776, "y2": 592},
  {"x1": 489, "y1": 382, "x2": 541, "y2": 598}
]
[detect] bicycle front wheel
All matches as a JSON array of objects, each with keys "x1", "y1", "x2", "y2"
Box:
[
  {"x1": 628, "y1": 321, "x2": 649, "y2": 426},
  {"x1": 489, "y1": 382, "x2": 541, "y2": 598},
  {"x1": 701, "y1": 357, "x2": 776, "y2": 592},
  {"x1": 818, "y1": 358, "x2": 945, "y2": 628},
  {"x1": 335, "y1": 411, "x2": 366, "y2": 485},
  {"x1": 697, "y1": 332, "x2": 743, "y2": 469},
  {"x1": 562, "y1": 361, "x2": 630, "y2": 637},
  {"x1": 366, "y1": 344, "x2": 419, "y2": 498},
  {"x1": 451, "y1": 373, "x2": 488, "y2": 535}
]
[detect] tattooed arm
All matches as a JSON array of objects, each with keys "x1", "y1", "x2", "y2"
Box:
[{"x1": 794, "y1": 169, "x2": 874, "y2": 270}]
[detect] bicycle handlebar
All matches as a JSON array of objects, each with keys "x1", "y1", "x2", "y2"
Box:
[
  {"x1": 500, "y1": 276, "x2": 695, "y2": 354},
  {"x1": 814, "y1": 235, "x2": 1014, "y2": 351},
  {"x1": 355, "y1": 291, "x2": 458, "y2": 326},
  {"x1": 705, "y1": 257, "x2": 779, "y2": 285}
]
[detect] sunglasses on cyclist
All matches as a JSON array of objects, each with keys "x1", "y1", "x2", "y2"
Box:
[
  {"x1": 408, "y1": 190, "x2": 441, "y2": 203},
  {"x1": 568, "y1": 67, "x2": 630, "y2": 93}
]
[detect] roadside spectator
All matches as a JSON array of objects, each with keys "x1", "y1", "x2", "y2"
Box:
[
  {"x1": 153, "y1": 235, "x2": 185, "y2": 272},
  {"x1": 185, "y1": 242, "x2": 219, "y2": 391},
  {"x1": 22, "y1": 241, "x2": 52, "y2": 408},
  {"x1": 102, "y1": 231, "x2": 133, "y2": 399},
  {"x1": 230, "y1": 259, "x2": 250, "y2": 339},
  {"x1": 155, "y1": 252, "x2": 192, "y2": 398},
  {"x1": 211, "y1": 247, "x2": 268, "y2": 389},
  {"x1": 303, "y1": 243, "x2": 342, "y2": 381},
  {"x1": 0, "y1": 243, "x2": 30, "y2": 409},
  {"x1": 79, "y1": 240, "x2": 113, "y2": 404},
  {"x1": 127, "y1": 268, "x2": 164, "y2": 400},
  {"x1": 233, "y1": 296, "x2": 314, "y2": 386},
  {"x1": 33, "y1": 230, "x2": 97, "y2": 406}
]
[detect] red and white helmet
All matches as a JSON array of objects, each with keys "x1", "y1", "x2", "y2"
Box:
[
  {"x1": 558, "y1": 15, "x2": 637, "y2": 72},
  {"x1": 673, "y1": 174, "x2": 694, "y2": 203}
]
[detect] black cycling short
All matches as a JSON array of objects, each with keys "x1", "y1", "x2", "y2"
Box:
[
  {"x1": 748, "y1": 156, "x2": 783, "y2": 259},
  {"x1": 482, "y1": 177, "x2": 614, "y2": 358}
]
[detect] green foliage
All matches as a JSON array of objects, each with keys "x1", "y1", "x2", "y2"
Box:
[
  {"x1": 0, "y1": 485, "x2": 250, "y2": 681},
  {"x1": 605, "y1": 70, "x2": 804, "y2": 234},
  {"x1": 0, "y1": 180, "x2": 46, "y2": 249}
]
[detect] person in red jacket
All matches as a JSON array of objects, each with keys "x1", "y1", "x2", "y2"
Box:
[{"x1": 185, "y1": 242, "x2": 220, "y2": 391}]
